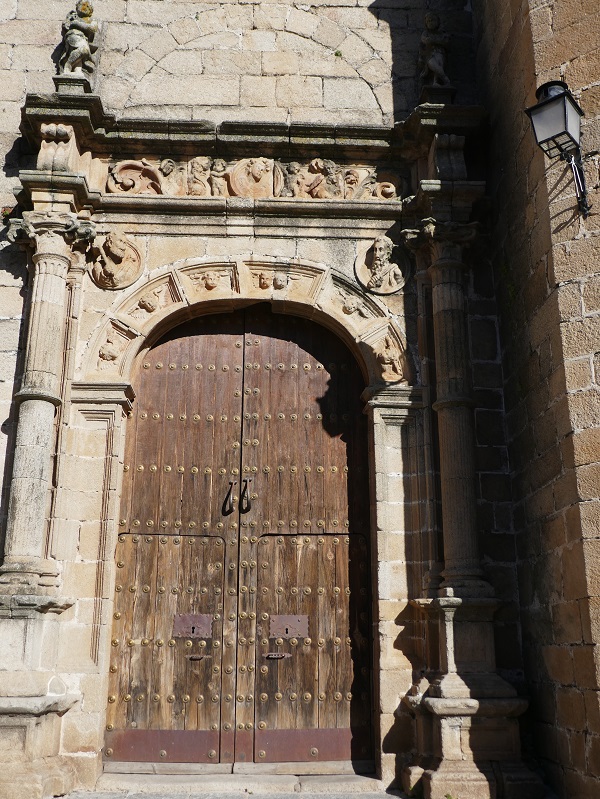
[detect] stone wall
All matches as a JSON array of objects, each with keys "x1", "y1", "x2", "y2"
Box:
[{"x1": 473, "y1": 0, "x2": 600, "y2": 796}]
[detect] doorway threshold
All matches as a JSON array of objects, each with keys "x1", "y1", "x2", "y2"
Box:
[
  {"x1": 96, "y1": 766, "x2": 387, "y2": 795},
  {"x1": 103, "y1": 759, "x2": 374, "y2": 775}
]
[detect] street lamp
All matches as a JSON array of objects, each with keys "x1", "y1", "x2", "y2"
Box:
[{"x1": 525, "y1": 80, "x2": 591, "y2": 218}]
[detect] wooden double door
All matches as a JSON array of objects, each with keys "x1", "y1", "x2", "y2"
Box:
[{"x1": 105, "y1": 305, "x2": 372, "y2": 765}]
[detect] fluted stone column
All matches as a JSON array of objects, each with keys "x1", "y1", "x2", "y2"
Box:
[
  {"x1": 428, "y1": 235, "x2": 492, "y2": 597},
  {"x1": 0, "y1": 213, "x2": 95, "y2": 594}
]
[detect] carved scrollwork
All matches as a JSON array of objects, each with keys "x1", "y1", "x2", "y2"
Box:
[
  {"x1": 90, "y1": 232, "x2": 142, "y2": 290},
  {"x1": 355, "y1": 235, "x2": 410, "y2": 296},
  {"x1": 107, "y1": 160, "x2": 163, "y2": 195}
]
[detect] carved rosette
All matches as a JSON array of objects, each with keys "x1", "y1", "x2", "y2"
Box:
[{"x1": 90, "y1": 232, "x2": 142, "y2": 290}]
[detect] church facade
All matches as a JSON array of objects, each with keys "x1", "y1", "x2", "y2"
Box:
[{"x1": 0, "y1": 2, "x2": 598, "y2": 798}]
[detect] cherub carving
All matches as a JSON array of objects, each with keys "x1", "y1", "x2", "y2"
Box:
[
  {"x1": 188, "y1": 157, "x2": 212, "y2": 197},
  {"x1": 376, "y1": 335, "x2": 409, "y2": 383},
  {"x1": 337, "y1": 288, "x2": 370, "y2": 318},
  {"x1": 283, "y1": 162, "x2": 311, "y2": 198},
  {"x1": 189, "y1": 270, "x2": 230, "y2": 291},
  {"x1": 253, "y1": 271, "x2": 299, "y2": 290},
  {"x1": 98, "y1": 329, "x2": 123, "y2": 370},
  {"x1": 210, "y1": 159, "x2": 229, "y2": 197},
  {"x1": 128, "y1": 285, "x2": 170, "y2": 319},
  {"x1": 419, "y1": 13, "x2": 451, "y2": 87},
  {"x1": 58, "y1": 0, "x2": 98, "y2": 76},
  {"x1": 91, "y1": 232, "x2": 142, "y2": 290}
]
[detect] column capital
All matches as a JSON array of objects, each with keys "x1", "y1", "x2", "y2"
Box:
[
  {"x1": 8, "y1": 211, "x2": 96, "y2": 261},
  {"x1": 401, "y1": 217, "x2": 478, "y2": 265}
]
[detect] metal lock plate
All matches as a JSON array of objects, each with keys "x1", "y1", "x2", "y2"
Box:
[
  {"x1": 269, "y1": 615, "x2": 309, "y2": 639},
  {"x1": 172, "y1": 613, "x2": 212, "y2": 638}
]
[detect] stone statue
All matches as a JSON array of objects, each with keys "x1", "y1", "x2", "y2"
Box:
[
  {"x1": 58, "y1": 1, "x2": 98, "y2": 76},
  {"x1": 419, "y1": 13, "x2": 450, "y2": 87}
]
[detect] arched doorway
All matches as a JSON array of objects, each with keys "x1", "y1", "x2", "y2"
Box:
[{"x1": 105, "y1": 305, "x2": 373, "y2": 767}]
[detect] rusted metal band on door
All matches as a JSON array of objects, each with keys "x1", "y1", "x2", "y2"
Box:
[
  {"x1": 104, "y1": 729, "x2": 220, "y2": 762},
  {"x1": 254, "y1": 728, "x2": 368, "y2": 762}
]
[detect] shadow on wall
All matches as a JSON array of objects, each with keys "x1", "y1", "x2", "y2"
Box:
[{"x1": 368, "y1": 0, "x2": 479, "y2": 120}]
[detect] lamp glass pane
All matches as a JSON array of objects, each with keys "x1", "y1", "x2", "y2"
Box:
[
  {"x1": 566, "y1": 97, "x2": 581, "y2": 148},
  {"x1": 529, "y1": 96, "x2": 567, "y2": 145}
]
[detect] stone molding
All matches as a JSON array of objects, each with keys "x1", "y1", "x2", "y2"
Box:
[{"x1": 81, "y1": 257, "x2": 413, "y2": 389}]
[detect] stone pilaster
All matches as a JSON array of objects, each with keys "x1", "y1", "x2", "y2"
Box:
[{"x1": 0, "y1": 212, "x2": 95, "y2": 600}]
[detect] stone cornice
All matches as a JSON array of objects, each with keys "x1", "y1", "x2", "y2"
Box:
[{"x1": 19, "y1": 91, "x2": 486, "y2": 162}]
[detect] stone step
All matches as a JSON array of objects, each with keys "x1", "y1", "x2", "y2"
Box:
[{"x1": 67, "y1": 772, "x2": 401, "y2": 798}]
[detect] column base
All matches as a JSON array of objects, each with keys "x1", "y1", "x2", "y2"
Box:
[
  {"x1": 0, "y1": 557, "x2": 60, "y2": 589},
  {"x1": 0, "y1": 560, "x2": 72, "y2": 617},
  {"x1": 409, "y1": 759, "x2": 546, "y2": 799},
  {"x1": 0, "y1": 758, "x2": 77, "y2": 799},
  {"x1": 402, "y1": 694, "x2": 545, "y2": 799}
]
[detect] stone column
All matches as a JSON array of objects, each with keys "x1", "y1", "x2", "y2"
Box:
[
  {"x1": 426, "y1": 224, "x2": 491, "y2": 598},
  {"x1": 0, "y1": 212, "x2": 95, "y2": 595},
  {"x1": 400, "y1": 219, "x2": 543, "y2": 799}
]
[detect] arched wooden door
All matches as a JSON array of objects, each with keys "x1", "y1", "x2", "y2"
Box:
[{"x1": 105, "y1": 305, "x2": 372, "y2": 766}]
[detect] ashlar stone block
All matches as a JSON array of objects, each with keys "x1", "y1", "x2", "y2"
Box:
[
  {"x1": 241, "y1": 75, "x2": 277, "y2": 107},
  {"x1": 276, "y1": 75, "x2": 322, "y2": 108},
  {"x1": 168, "y1": 16, "x2": 202, "y2": 46},
  {"x1": 204, "y1": 50, "x2": 261, "y2": 75},
  {"x1": 323, "y1": 77, "x2": 379, "y2": 110},
  {"x1": 262, "y1": 51, "x2": 299, "y2": 75},
  {"x1": 285, "y1": 8, "x2": 319, "y2": 38}
]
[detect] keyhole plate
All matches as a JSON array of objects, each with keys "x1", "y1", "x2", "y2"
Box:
[
  {"x1": 172, "y1": 613, "x2": 213, "y2": 638},
  {"x1": 269, "y1": 615, "x2": 309, "y2": 639}
]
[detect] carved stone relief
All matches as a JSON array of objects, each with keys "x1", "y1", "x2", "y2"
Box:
[
  {"x1": 126, "y1": 283, "x2": 174, "y2": 321},
  {"x1": 107, "y1": 160, "x2": 162, "y2": 195},
  {"x1": 355, "y1": 235, "x2": 410, "y2": 296},
  {"x1": 246, "y1": 261, "x2": 325, "y2": 302},
  {"x1": 38, "y1": 124, "x2": 79, "y2": 173},
  {"x1": 90, "y1": 232, "x2": 142, "y2": 290},
  {"x1": 97, "y1": 324, "x2": 133, "y2": 372},
  {"x1": 106, "y1": 157, "x2": 402, "y2": 201},
  {"x1": 180, "y1": 263, "x2": 240, "y2": 295},
  {"x1": 375, "y1": 334, "x2": 411, "y2": 383}
]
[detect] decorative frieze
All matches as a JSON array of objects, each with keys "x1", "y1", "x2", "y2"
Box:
[{"x1": 106, "y1": 157, "x2": 402, "y2": 201}]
